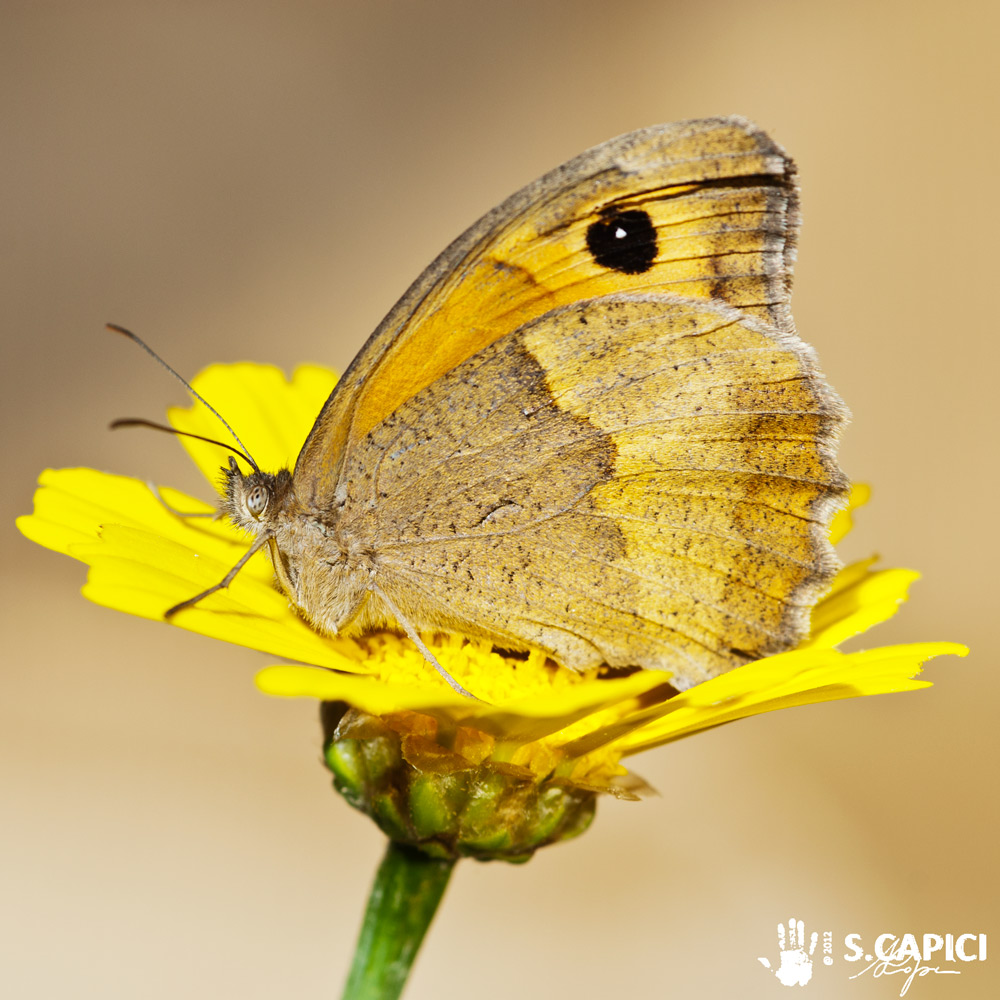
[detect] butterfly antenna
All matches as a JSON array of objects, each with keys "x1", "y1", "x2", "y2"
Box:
[
  {"x1": 110, "y1": 417, "x2": 258, "y2": 471},
  {"x1": 107, "y1": 323, "x2": 260, "y2": 473}
]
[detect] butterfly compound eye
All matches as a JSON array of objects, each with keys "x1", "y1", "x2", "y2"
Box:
[{"x1": 246, "y1": 484, "x2": 269, "y2": 519}]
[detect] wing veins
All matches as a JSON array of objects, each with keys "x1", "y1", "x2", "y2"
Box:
[
  {"x1": 381, "y1": 521, "x2": 807, "y2": 636},
  {"x1": 387, "y1": 553, "x2": 777, "y2": 654},
  {"x1": 569, "y1": 509, "x2": 816, "y2": 569},
  {"x1": 373, "y1": 309, "x2": 812, "y2": 506}
]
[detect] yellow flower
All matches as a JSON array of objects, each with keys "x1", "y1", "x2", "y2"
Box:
[{"x1": 17, "y1": 362, "x2": 966, "y2": 858}]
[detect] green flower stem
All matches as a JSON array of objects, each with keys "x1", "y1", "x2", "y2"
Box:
[{"x1": 341, "y1": 840, "x2": 457, "y2": 1000}]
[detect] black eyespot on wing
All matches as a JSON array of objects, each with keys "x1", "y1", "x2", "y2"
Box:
[{"x1": 585, "y1": 209, "x2": 657, "y2": 274}]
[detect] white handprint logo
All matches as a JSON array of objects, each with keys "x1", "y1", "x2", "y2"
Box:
[{"x1": 758, "y1": 918, "x2": 819, "y2": 986}]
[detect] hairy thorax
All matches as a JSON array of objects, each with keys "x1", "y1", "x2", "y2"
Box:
[{"x1": 269, "y1": 511, "x2": 379, "y2": 636}]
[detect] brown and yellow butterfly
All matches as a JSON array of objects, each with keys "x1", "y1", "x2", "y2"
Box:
[{"x1": 175, "y1": 116, "x2": 848, "y2": 692}]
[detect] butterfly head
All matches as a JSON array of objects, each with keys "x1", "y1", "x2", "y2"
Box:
[
  {"x1": 221, "y1": 456, "x2": 294, "y2": 537},
  {"x1": 217, "y1": 454, "x2": 373, "y2": 636}
]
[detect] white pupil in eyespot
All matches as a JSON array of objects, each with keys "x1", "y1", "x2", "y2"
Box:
[{"x1": 247, "y1": 486, "x2": 268, "y2": 517}]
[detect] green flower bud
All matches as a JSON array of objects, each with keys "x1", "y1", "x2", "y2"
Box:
[{"x1": 321, "y1": 703, "x2": 596, "y2": 862}]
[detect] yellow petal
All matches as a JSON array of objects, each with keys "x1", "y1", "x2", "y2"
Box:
[
  {"x1": 256, "y1": 661, "x2": 671, "y2": 746},
  {"x1": 255, "y1": 665, "x2": 473, "y2": 714},
  {"x1": 805, "y1": 560, "x2": 920, "y2": 649},
  {"x1": 18, "y1": 468, "x2": 241, "y2": 555},
  {"x1": 830, "y1": 482, "x2": 871, "y2": 545},
  {"x1": 607, "y1": 642, "x2": 967, "y2": 757},
  {"x1": 17, "y1": 467, "x2": 364, "y2": 671},
  {"x1": 476, "y1": 671, "x2": 672, "y2": 745}
]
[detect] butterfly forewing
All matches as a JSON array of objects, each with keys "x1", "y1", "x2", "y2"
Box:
[{"x1": 294, "y1": 117, "x2": 799, "y2": 507}]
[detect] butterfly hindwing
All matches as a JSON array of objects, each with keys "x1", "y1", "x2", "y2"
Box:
[{"x1": 332, "y1": 293, "x2": 846, "y2": 688}]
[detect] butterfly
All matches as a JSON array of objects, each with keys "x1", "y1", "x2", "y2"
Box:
[{"x1": 159, "y1": 116, "x2": 848, "y2": 693}]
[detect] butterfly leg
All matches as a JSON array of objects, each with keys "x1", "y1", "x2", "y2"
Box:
[
  {"x1": 371, "y1": 583, "x2": 486, "y2": 702},
  {"x1": 164, "y1": 534, "x2": 271, "y2": 618}
]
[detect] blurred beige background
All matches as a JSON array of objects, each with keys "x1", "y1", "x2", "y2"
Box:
[{"x1": 3, "y1": 2, "x2": 997, "y2": 998}]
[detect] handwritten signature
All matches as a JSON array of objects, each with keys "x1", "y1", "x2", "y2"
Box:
[{"x1": 849, "y1": 936, "x2": 961, "y2": 997}]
